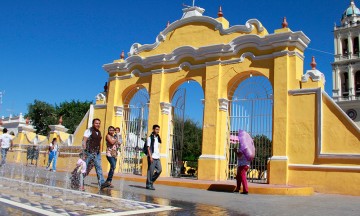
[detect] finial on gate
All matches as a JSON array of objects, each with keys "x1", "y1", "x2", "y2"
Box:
[
  {"x1": 282, "y1": 17, "x2": 288, "y2": 28},
  {"x1": 218, "y1": 6, "x2": 223, "y2": 17},
  {"x1": 310, "y1": 56, "x2": 317, "y2": 70}
]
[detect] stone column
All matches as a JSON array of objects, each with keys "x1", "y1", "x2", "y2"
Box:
[
  {"x1": 145, "y1": 72, "x2": 172, "y2": 177},
  {"x1": 268, "y1": 54, "x2": 294, "y2": 185},
  {"x1": 197, "y1": 63, "x2": 228, "y2": 181},
  {"x1": 338, "y1": 36, "x2": 343, "y2": 56},
  {"x1": 348, "y1": 33, "x2": 353, "y2": 58},
  {"x1": 334, "y1": 35, "x2": 338, "y2": 56},
  {"x1": 348, "y1": 65, "x2": 355, "y2": 99}
]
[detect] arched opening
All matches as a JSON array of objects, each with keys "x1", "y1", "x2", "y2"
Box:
[
  {"x1": 343, "y1": 39, "x2": 349, "y2": 56},
  {"x1": 341, "y1": 72, "x2": 349, "y2": 97},
  {"x1": 121, "y1": 86, "x2": 149, "y2": 175},
  {"x1": 227, "y1": 75, "x2": 273, "y2": 183},
  {"x1": 168, "y1": 80, "x2": 204, "y2": 178},
  {"x1": 354, "y1": 37, "x2": 359, "y2": 56},
  {"x1": 356, "y1": 71, "x2": 360, "y2": 97}
]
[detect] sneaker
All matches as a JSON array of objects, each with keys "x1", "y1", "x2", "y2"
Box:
[
  {"x1": 52, "y1": 170, "x2": 56, "y2": 172},
  {"x1": 45, "y1": 167, "x2": 49, "y2": 170},
  {"x1": 100, "y1": 181, "x2": 111, "y2": 189},
  {"x1": 79, "y1": 187, "x2": 85, "y2": 191}
]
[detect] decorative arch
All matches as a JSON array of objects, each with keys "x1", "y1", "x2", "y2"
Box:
[
  {"x1": 168, "y1": 77, "x2": 204, "y2": 103},
  {"x1": 227, "y1": 70, "x2": 272, "y2": 101},
  {"x1": 122, "y1": 84, "x2": 149, "y2": 105}
]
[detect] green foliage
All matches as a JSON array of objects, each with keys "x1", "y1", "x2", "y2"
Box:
[
  {"x1": 56, "y1": 100, "x2": 92, "y2": 134},
  {"x1": 251, "y1": 134, "x2": 272, "y2": 179},
  {"x1": 26, "y1": 100, "x2": 91, "y2": 136},
  {"x1": 27, "y1": 100, "x2": 57, "y2": 135},
  {"x1": 182, "y1": 119, "x2": 202, "y2": 161}
]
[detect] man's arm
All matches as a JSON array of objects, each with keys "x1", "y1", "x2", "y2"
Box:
[
  {"x1": 82, "y1": 137, "x2": 88, "y2": 149},
  {"x1": 147, "y1": 137, "x2": 153, "y2": 163}
]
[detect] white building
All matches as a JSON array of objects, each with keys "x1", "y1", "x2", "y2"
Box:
[{"x1": 332, "y1": 0, "x2": 360, "y2": 126}]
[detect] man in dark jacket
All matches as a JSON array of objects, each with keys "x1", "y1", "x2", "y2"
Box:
[{"x1": 82, "y1": 118, "x2": 110, "y2": 189}]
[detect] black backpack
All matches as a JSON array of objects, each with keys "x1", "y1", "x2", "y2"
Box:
[{"x1": 142, "y1": 134, "x2": 161, "y2": 155}]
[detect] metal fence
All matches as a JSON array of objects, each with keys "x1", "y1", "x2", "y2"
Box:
[
  {"x1": 168, "y1": 88, "x2": 186, "y2": 177},
  {"x1": 120, "y1": 88, "x2": 149, "y2": 175},
  {"x1": 227, "y1": 76, "x2": 273, "y2": 183}
]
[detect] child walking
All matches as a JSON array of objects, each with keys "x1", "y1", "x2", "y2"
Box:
[
  {"x1": 77, "y1": 152, "x2": 87, "y2": 191},
  {"x1": 71, "y1": 153, "x2": 87, "y2": 191}
]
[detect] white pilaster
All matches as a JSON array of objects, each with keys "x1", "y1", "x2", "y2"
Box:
[
  {"x1": 114, "y1": 106, "x2": 124, "y2": 117},
  {"x1": 218, "y1": 98, "x2": 229, "y2": 112},
  {"x1": 160, "y1": 102, "x2": 172, "y2": 115}
]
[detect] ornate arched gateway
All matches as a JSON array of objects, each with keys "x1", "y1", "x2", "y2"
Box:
[
  {"x1": 101, "y1": 5, "x2": 359, "y2": 190},
  {"x1": 103, "y1": 6, "x2": 310, "y2": 181}
]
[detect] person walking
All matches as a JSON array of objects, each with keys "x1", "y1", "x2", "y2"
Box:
[
  {"x1": 234, "y1": 151, "x2": 250, "y2": 194},
  {"x1": 146, "y1": 124, "x2": 162, "y2": 190},
  {"x1": 77, "y1": 152, "x2": 87, "y2": 191},
  {"x1": 105, "y1": 126, "x2": 119, "y2": 188},
  {"x1": 0, "y1": 128, "x2": 13, "y2": 167},
  {"x1": 46, "y1": 138, "x2": 59, "y2": 172},
  {"x1": 82, "y1": 118, "x2": 110, "y2": 189}
]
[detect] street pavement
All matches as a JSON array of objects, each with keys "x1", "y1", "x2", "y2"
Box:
[{"x1": 0, "y1": 163, "x2": 359, "y2": 216}]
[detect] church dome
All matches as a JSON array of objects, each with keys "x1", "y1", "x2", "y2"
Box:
[{"x1": 342, "y1": 1, "x2": 360, "y2": 21}]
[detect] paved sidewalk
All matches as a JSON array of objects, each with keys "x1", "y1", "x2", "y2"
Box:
[{"x1": 1, "y1": 163, "x2": 359, "y2": 216}]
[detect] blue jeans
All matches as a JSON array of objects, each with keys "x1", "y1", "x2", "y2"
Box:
[
  {"x1": 106, "y1": 156, "x2": 117, "y2": 183},
  {"x1": 1, "y1": 148, "x2": 9, "y2": 165},
  {"x1": 46, "y1": 151, "x2": 58, "y2": 171},
  {"x1": 85, "y1": 152, "x2": 105, "y2": 187}
]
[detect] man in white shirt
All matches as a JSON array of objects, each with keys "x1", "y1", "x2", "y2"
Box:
[
  {"x1": 82, "y1": 118, "x2": 109, "y2": 189},
  {"x1": 0, "y1": 128, "x2": 13, "y2": 166},
  {"x1": 146, "y1": 124, "x2": 162, "y2": 190}
]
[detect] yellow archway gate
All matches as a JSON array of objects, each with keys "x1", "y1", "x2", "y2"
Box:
[
  {"x1": 101, "y1": 6, "x2": 360, "y2": 195},
  {"x1": 103, "y1": 7, "x2": 308, "y2": 182}
]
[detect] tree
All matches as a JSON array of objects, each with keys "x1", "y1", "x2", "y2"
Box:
[
  {"x1": 26, "y1": 100, "x2": 57, "y2": 135},
  {"x1": 26, "y1": 100, "x2": 91, "y2": 136},
  {"x1": 56, "y1": 100, "x2": 92, "y2": 134},
  {"x1": 251, "y1": 134, "x2": 272, "y2": 179},
  {"x1": 182, "y1": 119, "x2": 202, "y2": 162}
]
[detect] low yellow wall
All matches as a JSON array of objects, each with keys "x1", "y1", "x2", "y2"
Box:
[{"x1": 287, "y1": 89, "x2": 360, "y2": 195}]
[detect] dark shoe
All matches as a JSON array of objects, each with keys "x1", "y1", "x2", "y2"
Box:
[
  {"x1": 146, "y1": 185, "x2": 155, "y2": 190},
  {"x1": 100, "y1": 181, "x2": 111, "y2": 189},
  {"x1": 234, "y1": 189, "x2": 240, "y2": 193},
  {"x1": 240, "y1": 191, "x2": 249, "y2": 195}
]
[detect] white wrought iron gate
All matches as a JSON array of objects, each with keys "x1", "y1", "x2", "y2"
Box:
[
  {"x1": 121, "y1": 88, "x2": 149, "y2": 175},
  {"x1": 168, "y1": 88, "x2": 186, "y2": 177},
  {"x1": 227, "y1": 76, "x2": 273, "y2": 183}
]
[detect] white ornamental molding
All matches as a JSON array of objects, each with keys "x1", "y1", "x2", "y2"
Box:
[
  {"x1": 128, "y1": 17, "x2": 266, "y2": 56},
  {"x1": 114, "y1": 106, "x2": 124, "y2": 117},
  {"x1": 104, "y1": 30, "x2": 309, "y2": 75},
  {"x1": 301, "y1": 69, "x2": 326, "y2": 84},
  {"x1": 218, "y1": 98, "x2": 229, "y2": 112},
  {"x1": 95, "y1": 92, "x2": 106, "y2": 102},
  {"x1": 160, "y1": 102, "x2": 172, "y2": 115},
  {"x1": 48, "y1": 124, "x2": 69, "y2": 133}
]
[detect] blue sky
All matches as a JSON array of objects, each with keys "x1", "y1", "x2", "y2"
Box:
[{"x1": 0, "y1": 0, "x2": 351, "y2": 123}]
